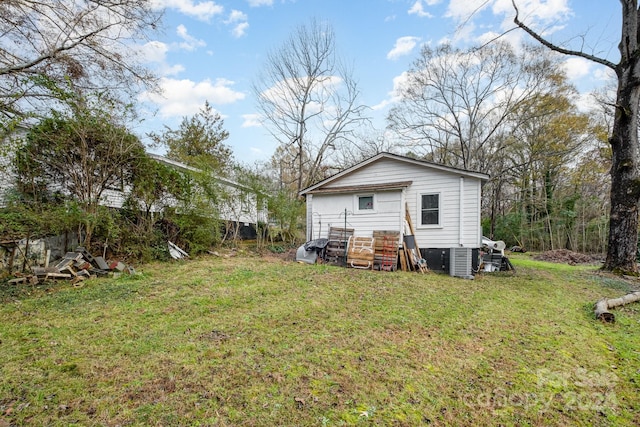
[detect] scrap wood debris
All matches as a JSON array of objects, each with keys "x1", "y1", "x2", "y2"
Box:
[{"x1": 6, "y1": 246, "x2": 134, "y2": 285}]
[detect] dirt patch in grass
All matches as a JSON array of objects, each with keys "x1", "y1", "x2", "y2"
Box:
[{"x1": 533, "y1": 249, "x2": 603, "y2": 265}]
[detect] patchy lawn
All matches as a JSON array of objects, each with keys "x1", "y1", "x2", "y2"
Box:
[{"x1": 0, "y1": 253, "x2": 638, "y2": 426}]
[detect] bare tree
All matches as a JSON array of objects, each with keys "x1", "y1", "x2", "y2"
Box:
[
  {"x1": 512, "y1": 0, "x2": 639, "y2": 273},
  {"x1": 253, "y1": 19, "x2": 369, "y2": 194},
  {"x1": 387, "y1": 41, "x2": 561, "y2": 172},
  {"x1": 331, "y1": 129, "x2": 398, "y2": 170},
  {"x1": 0, "y1": 0, "x2": 161, "y2": 127}
]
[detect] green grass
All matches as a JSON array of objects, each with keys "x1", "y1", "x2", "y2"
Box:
[{"x1": 0, "y1": 254, "x2": 639, "y2": 426}]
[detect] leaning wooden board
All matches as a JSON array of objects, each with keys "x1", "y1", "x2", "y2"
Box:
[{"x1": 405, "y1": 203, "x2": 428, "y2": 273}]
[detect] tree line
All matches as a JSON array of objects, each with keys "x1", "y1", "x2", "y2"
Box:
[
  {"x1": 260, "y1": 25, "x2": 613, "y2": 257},
  {"x1": 0, "y1": 1, "x2": 633, "y2": 272},
  {"x1": 385, "y1": 42, "x2": 611, "y2": 254}
]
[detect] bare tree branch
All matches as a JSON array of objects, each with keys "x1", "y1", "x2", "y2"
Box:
[
  {"x1": 0, "y1": 0, "x2": 161, "y2": 123},
  {"x1": 512, "y1": 0, "x2": 616, "y2": 70},
  {"x1": 253, "y1": 19, "x2": 369, "y2": 194}
]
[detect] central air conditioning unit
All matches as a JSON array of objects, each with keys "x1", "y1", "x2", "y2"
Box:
[{"x1": 449, "y1": 247, "x2": 474, "y2": 279}]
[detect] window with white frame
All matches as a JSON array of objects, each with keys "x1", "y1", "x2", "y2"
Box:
[
  {"x1": 356, "y1": 194, "x2": 374, "y2": 212},
  {"x1": 420, "y1": 193, "x2": 439, "y2": 226}
]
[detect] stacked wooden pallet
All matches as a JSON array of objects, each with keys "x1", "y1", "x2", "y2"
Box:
[
  {"x1": 373, "y1": 230, "x2": 400, "y2": 271},
  {"x1": 325, "y1": 227, "x2": 354, "y2": 265}
]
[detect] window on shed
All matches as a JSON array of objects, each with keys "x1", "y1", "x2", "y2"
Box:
[
  {"x1": 420, "y1": 193, "x2": 439, "y2": 225},
  {"x1": 358, "y1": 195, "x2": 374, "y2": 211}
]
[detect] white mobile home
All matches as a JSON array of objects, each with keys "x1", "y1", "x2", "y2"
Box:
[
  {"x1": 1, "y1": 149, "x2": 266, "y2": 238},
  {"x1": 299, "y1": 152, "x2": 489, "y2": 273},
  {"x1": 127, "y1": 154, "x2": 267, "y2": 238}
]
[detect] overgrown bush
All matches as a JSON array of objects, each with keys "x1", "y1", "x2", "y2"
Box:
[{"x1": 168, "y1": 211, "x2": 221, "y2": 255}]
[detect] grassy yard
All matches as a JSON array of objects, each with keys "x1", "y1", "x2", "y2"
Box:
[{"x1": 0, "y1": 252, "x2": 638, "y2": 426}]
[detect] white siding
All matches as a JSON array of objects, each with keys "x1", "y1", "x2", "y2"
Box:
[
  {"x1": 462, "y1": 178, "x2": 483, "y2": 247},
  {"x1": 0, "y1": 151, "x2": 14, "y2": 207},
  {"x1": 308, "y1": 190, "x2": 403, "y2": 240},
  {"x1": 307, "y1": 157, "x2": 484, "y2": 248},
  {"x1": 0, "y1": 149, "x2": 264, "y2": 224},
  {"x1": 217, "y1": 188, "x2": 261, "y2": 225},
  {"x1": 100, "y1": 188, "x2": 129, "y2": 210},
  {"x1": 0, "y1": 133, "x2": 24, "y2": 207},
  {"x1": 306, "y1": 194, "x2": 314, "y2": 240}
]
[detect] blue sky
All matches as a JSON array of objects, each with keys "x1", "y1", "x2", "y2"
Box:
[{"x1": 137, "y1": 0, "x2": 621, "y2": 165}]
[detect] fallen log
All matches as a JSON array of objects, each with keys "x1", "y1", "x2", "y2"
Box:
[{"x1": 594, "y1": 291, "x2": 640, "y2": 323}]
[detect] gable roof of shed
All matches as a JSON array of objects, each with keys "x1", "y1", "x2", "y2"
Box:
[{"x1": 299, "y1": 152, "x2": 489, "y2": 196}]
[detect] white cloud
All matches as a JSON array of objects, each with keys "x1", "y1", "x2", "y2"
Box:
[
  {"x1": 492, "y1": 0, "x2": 571, "y2": 22},
  {"x1": 176, "y1": 24, "x2": 206, "y2": 51},
  {"x1": 440, "y1": 20, "x2": 476, "y2": 45},
  {"x1": 151, "y1": 0, "x2": 224, "y2": 22},
  {"x1": 139, "y1": 77, "x2": 245, "y2": 118},
  {"x1": 387, "y1": 36, "x2": 421, "y2": 60},
  {"x1": 231, "y1": 22, "x2": 249, "y2": 37},
  {"x1": 491, "y1": 0, "x2": 572, "y2": 37},
  {"x1": 227, "y1": 9, "x2": 247, "y2": 22},
  {"x1": 138, "y1": 40, "x2": 169, "y2": 63},
  {"x1": 441, "y1": 0, "x2": 572, "y2": 47},
  {"x1": 445, "y1": 0, "x2": 490, "y2": 21},
  {"x1": 372, "y1": 72, "x2": 410, "y2": 110},
  {"x1": 593, "y1": 66, "x2": 615, "y2": 82},
  {"x1": 259, "y1": 76, "x2": 344, "y2": 120},
  {"x1": 574, "y1": 92, "x2": 599, "y2": 113},
  {"x1": 261, "y1": 76, "x2": 343, "y2": 102},
  {"x1": 476, "y1": 30, "x2": 501, "y2": 45},
  {"x1": 137, "y1": 41, "x2": 185, "y2": 76},
  {"x1": 446, "y1": 0, "x2": 571, "y2": 27},
  {"x1": 409, "y1": 0, "x2": 441, "y2": 17},
  {"x1": 390, "y1": 72, "x2": 411, "y2": 98},
  {"x1": 408, "y1": 1, "x2": 433, "y2": 18},
  {"x1": 226, "y1": 10, "x2": 249, "y2": 37},
  {"x1": 247, "y1": 0, "x2": 273, "y2": 6},
  {"x1": 242, "y1": 113, "x2": 262, "y2": 128},
  {"x1": 161, "y1": 64, "x2": 186, "y2": 77},
  {"x1": 561, "y1": 57, "x2": 592, "y2": 81}
]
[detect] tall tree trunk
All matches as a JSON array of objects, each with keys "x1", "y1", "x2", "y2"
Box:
[
  {"x1": 604, "y1": 67, "x2": 640, "y2": 272},
  {"x1": 512, "y1": 0, "x2": 640, "y2": 273}
]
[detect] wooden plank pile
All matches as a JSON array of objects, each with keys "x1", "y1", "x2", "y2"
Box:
[{"x1": 7, "y1": 246, "x2": 132, "y2": 285}]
